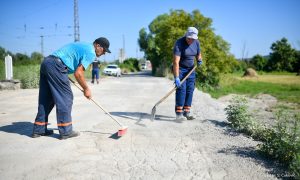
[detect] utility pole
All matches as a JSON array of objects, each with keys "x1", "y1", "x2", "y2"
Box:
[
  {"x1": 120, "y1": 34, "x2": 126, "y2": 63},
  {"x1": 40, "y1": 35, "x2": 44, "y2": 57},
  {"x1": 123, "y1": 34, "x2": 126, "y2": 60},
  {"x1": 74, "y1": 0, "x2": 80, "y2": 42}
]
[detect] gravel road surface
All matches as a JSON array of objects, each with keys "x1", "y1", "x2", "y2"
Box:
[{"x1": 0, "y1": 71, "x2": 281, "y2": 179}]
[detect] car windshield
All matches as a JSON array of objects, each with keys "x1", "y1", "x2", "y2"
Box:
[{"x1": 107, "y1": 66, "x2": 117, "y2": 69}]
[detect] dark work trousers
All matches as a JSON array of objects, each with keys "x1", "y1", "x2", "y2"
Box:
[
  {"x1": 92, "y1": 69, "x2": 99, "y2": 80},
  {"x1": 175, "y1": 67, "x2": 195, "y2": 115},
  {"x1": 33, "y1": 56, "x2": 73, "y2": 135}
]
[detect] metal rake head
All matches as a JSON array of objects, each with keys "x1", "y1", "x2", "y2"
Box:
[{"x1": 150, "y1": 105, "x2": 156, "y2": 121}]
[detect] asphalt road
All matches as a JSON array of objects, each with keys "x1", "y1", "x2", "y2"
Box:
[{"x1": 0, "y1": 71, "x2": 280, "y2": 179}]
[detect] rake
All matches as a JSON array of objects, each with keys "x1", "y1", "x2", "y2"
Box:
[
  {"x1": 69, "y1": 77, "x2": 127, "y2": 136},
  {"x1": 150, "y1": 65, "x2": 197, "y2": 121}
]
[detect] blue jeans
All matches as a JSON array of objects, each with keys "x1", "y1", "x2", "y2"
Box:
[
  {"x1": 33, "y1": 56, "x2": 73, "y2": 135},
  {"x1": 175, "y1": 67, "x2": 195, "y2": 115},
  {"x1": 92, "y1": 69, "x2": 99, "y2": 81}
]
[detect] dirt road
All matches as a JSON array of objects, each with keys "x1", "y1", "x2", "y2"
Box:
[{"x1": 0, "y1": 71, "x2": 280, "y2": 179}]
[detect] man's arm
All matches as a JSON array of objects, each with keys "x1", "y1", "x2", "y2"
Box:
[
  {"x1": 173, "y1": 55, "x2": 180, "y2": 77},
  {"x1": 74, "y1": 64, "x2": 91, "y2": 99},
  {"x1": 197, "y1": 53, "x2": 202, "y2": 61}
]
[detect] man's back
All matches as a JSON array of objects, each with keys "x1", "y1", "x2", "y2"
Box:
[{"x1": 52, "y1": 42, "x2": 96, "y2": 73}]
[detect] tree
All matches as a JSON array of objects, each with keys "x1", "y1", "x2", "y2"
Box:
[
  {"x1": 138, "y1": 9, "x2": 237, "y2": 87},
  {"x1": 31, "y1": 52, "x2": 43, "y2": 63},
  {"x1": 250, "y1": 54, "x2": 267, "y2": 71},
  {"x1": 268, "y1": 38, "x2": 297, "y2": 72},
  {"x1": 124, "y1": 58, "x2": 140, "y2": 71},
  {"x1": 0, "y1": 46, "x2": 6, "y2": 60},
  {"x1": 13, "y1": 53, "x2": 30, "y2": 66},
  {"x1": 296, "y1": 51, "x2": 300, "y2": 74}
]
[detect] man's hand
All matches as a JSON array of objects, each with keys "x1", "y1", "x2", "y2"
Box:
[
  {"x1": 174, "y1": 77, "x2": 181, "y2": 88},
  {"x1": 83, "y1": 88, "x2": 92, "y2": 99}
]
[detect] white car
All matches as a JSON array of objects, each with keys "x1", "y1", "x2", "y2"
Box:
[
  {"x1": 141, "y1": 63, "x2": 147, "y2": 70},
  {"x1": 103, "y1": 64, "x2": 121, "y2": 77}
]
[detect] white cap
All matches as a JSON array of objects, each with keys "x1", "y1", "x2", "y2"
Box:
[{"x1": 185, "y1": 27, "x2": 198, "y2": 39}]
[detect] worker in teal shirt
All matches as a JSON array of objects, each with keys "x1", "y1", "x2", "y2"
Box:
[{"x1": 32, "y1": 37, "x2": 111, "y2": 140}]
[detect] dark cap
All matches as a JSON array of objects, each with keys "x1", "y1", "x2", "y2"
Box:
[{"x1": 94, "y1": 37, "x2": 111, "y2": 53}]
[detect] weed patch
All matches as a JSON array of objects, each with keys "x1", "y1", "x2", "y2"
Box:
[{"x1": 225, "y1": 96, "x2": 300, "y2": 178}]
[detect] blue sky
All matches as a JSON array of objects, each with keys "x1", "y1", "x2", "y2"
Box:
[{"x1": 0, "y1": 0, "x2": 299, "y2": 61}]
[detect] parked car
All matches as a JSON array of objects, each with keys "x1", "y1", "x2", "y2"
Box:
[
  {"x1": 103, "y1": 64, "x2": 121, "y2": 77},
  {"x1": 141, "y1": 63, "x2": 147, "y2": 70}
]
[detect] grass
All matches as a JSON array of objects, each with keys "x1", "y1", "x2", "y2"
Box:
[
  {"x1": 204, "y1": 72, "x2": 300, "y2": 105},
  {"x1": 238, "y1": 75, "x2": 300, "y2": 85}
]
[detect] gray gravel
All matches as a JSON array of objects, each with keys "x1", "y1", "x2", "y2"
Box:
[{"x1": 0, "y1": 71, "x2": 282, "y2": 179}]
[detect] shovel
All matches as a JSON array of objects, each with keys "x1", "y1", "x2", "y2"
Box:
[{"x1": 150, "y1": 65, "x2": 197, "y2": 121}]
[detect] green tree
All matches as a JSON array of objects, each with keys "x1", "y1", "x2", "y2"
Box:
[
  {"x1": 138, "y1": 9, "x2": 237, "y2": 87},
  {"x1": 31, "y1": 52, "x2": 43, "y2": 64},
  {"x1": 13, "y1": 53, "x2": 30, "y2": 66},
  {"x1": 124, "y1": 58, "x2": 140, "y2": 71},
  {"x1": 268, "y1": 38, "x2": 297, "y2": 72},
  {"x1": 0, "y1": 46, "x2": 6, "y2": 60},
  {"x1": 0, "y1": 47, "x2": 6, "y2": 79},
  {"x1": 250, "y1": 54, "x2": 267, "y2": 71},
  {"x1": 296, "y1": 51, "x2": 300, "y2": 74}
]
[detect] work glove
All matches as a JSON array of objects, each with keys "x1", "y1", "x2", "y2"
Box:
[
  {"x1": 197, "y1": 59, "x2": 203, "y2": 66},
  {"x1": 174, "y1": 77, "x2": 181, "y2": 88}
]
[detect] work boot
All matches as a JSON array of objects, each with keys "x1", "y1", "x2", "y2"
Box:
[
  {"x1": 32, "y1": 129, "x2": 54, "y2": 138},
  {"x1": 183, "y1": 113, "x2": 195, "y2": 120},
  {"x1": 60, "y1": 131, "x2": 80, "y2": 140},
  {"x1": 176, "y1": 114, "x2": 186, "y2": 121}
]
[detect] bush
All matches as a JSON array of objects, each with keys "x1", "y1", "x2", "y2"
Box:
[
  {"x1": 14, "y1": 65, "x2": 40, "y2": 89},
  {"x1": 290, "y1": 152, "x2": 300, "y2": 178},
  {"x1": 259, "y1": 111, "x2": 300, "y2": 178},
  {"x1": 225, "y1": 96, "x2": 300, "y2": 178},
  {"x1": 124, "y1": 58, "x2": 140, "y2": 71},
  {"x1": 155, "y1": 63, "x2": 169, "y2": 77},
  {"x1": 225, "y1": 96, "x2": 257, "y2": 133},
  {"x1": 0, "y1": 60, "x2": 4, "y2": 80}
]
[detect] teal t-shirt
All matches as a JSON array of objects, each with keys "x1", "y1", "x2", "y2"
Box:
[{"x1": 52, "y1": 42, "x2": 96, "y2": 73}]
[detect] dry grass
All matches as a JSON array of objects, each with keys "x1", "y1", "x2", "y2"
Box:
[
  {"x1": 206, "y1": 73, "x2": 300, "y2": 105},
  {"x1": 237, "y1": 75, "x2": 300, "y2": 85}
]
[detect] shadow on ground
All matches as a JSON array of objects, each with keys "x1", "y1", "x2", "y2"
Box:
[
  {"x1": 109, "y1": 111, "x2": 182, "y2": 124},
  {"x1": 121, "y1": 70, "x2": 152, "y2": 77},
  {"x1": 218, "y1": 146, "x2": 293, "y2": 179},
  {"x1": 205, "y1": 119, "x2": 293, "y2": 179},
  {"x1": 0, "y1": 121, "x2": 34, "y2": 137},
  {"x1": 0, "y1": 121, "x2": 62, "y2": 139},
  {"x1": 205, "y1": 119, "x2": 229, "y2": 128},
  {"x1": 205, "y1": 119, "x2": 244, "y2": 137}
]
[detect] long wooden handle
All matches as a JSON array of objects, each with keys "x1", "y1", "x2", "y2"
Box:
[
  {"x1": 154, "y1": 65, "x2": 197, "y2": 106},
  {"x1": 68, "y1": 77, "x2": 124, "y2": 127}
]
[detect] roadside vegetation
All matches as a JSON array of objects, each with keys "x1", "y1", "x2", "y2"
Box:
[
  {"x1": 205, "y1": 72, "x2": 300, "y2": 105},
  {"x1": 0, "y1": 46, "x2": 141, "y2": 88},
  {"x1": 118, "y1": 58, "x2": 140, "y2": 73},
  {"x1": 225, "y1": 96, "x2": 300, "y2": 178},
  {"x1": 0, "y1": 49, "x2": 42, "y2": 89}
]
